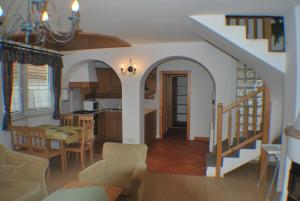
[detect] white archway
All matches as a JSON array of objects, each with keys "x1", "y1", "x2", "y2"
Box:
[{"x1": 140, "y1": 56, "x2": 216, "y2": 144}]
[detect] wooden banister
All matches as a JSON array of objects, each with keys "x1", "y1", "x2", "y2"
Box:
[
  {"x1": 215, "y1": 85, "x2": 269, "y2": 178},
  {"x1": 223, "y1": 87, "x2": 264, "y2": 112},
  {"x1": 236, "y1": 108, "x2": 240, "y2": 144},
  {"x1": 243, "y1": 102, "x2": 249, "y2": 139},
  {"x1": 252, "y1": 98, "x2": 257, "y2": 135},
  {"x1": 259, "y1": 86, "x2": 270, "y2": 182},
  {"x1": 216, "y1": 103, "x2": 223, "y2": 178},
  {"x1": 226, "y1": 15, "x2": 284, "y2": 52},
  {"x1": 222, "y1": 132, "x2": 262, "y2": 157},
  {"x1": 227, "y1": 111, "x2": 232, "y2": 147}
]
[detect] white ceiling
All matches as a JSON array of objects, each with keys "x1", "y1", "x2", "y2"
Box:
[{"x1": 5, "y1": 0, "x2": 300, "y2": 44}]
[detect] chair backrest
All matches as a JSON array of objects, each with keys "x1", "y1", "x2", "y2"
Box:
[
  {"x1": 28, "y1": 127, "x2": 49, "y2": 156},
  {"x1": 81, "y1": 120, "x2": 95, "y2": 146},
  {"x1": 61, "y1": 115, "x2": 74, "y2": 126},
  {"x1": 9, "y1": 125, "x2": 31, "y2": 151},
  {"x1": 78, "y1": 115, "x2": 94, "y2": 128},
  {"x1": 103, "y1": 142, "x2": 148, "y2": 176}
]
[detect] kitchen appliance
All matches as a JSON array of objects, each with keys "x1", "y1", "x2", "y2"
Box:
[{"x1": 83, "y1": 100, "x2": 98, "y2": 111}]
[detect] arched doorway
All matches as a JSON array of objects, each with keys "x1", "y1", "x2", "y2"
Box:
[
  {"x1": 62, "y1": 60, "x2": 123, "y2": 146},
  {"x1": 141, "y1": 57, "x2": 216, "y2": 175}
]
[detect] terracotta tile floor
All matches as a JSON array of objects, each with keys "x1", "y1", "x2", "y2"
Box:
[{"x1": 147, "y1": 128, "x2": 209, "y2": 176}]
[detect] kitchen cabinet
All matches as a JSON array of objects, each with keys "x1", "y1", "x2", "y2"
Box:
[
  {"x1": 96, "y1": 68, "x2": 122, "y2": 98},
  {"x1": 144, "y1": 110, "x2": 157, "y2": 146},
  {"x1": 97, "y1": 111, "x2": 122, "y2": 141},
  {"x1": 69, "y1": 82, "x2": 98, "y2": 89}
]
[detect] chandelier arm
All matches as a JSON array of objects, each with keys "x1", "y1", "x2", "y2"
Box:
[
  {"x1": 7, "y1": 14, "x2": 26, "y2": 36},
  {"x1": 47, "y1": 28, "x2": 76, "y2": 43},
  {"x1": 42, "y1": 20, "x2": 77, "y2": 40},
  {"x1": 0, "y1": 0, "x2": 80, "y2": 45}
]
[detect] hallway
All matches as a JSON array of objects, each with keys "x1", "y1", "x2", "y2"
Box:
[{"x1": 147, "y1": 128, "x2": 209, "y2": 176}]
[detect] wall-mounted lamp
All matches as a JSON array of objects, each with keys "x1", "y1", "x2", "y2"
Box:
[{"x1": 121, "y1": 59, "x2": 136, "y2": 76}]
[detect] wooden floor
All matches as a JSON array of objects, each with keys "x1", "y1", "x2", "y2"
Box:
[
  {"x1": 46, "y1": 154, "x2": 276, "y2": 201},
  {"x1": 147, "y1": 128, "x2": 209, "y2": 176}
]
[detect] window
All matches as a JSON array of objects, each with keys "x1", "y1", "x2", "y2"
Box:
[
  {"x1": 11, "y1": 63, "x2": 52, "y2": 116},
  {"x1": 236, "y1": 64, "x2": 263, "y2": 133}
]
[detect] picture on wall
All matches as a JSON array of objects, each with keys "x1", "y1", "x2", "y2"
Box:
[{"x1": 270, "y1": 17, "x2": 285, "y2": 52}]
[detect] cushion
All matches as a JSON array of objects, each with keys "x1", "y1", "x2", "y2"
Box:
[
  {"x1": 42, "y1": 187, "x2": 108, "y2": 201},
  {"x1": 0, "y1": 163, "x2": 26, "y2": 181},
  {"x1": 93, "y1": 175, "x2": 131, "y2": 196},
  {"x1": 0, "y1": 145, "x2": 6, "y2": 165},
  {"x1": 103, "y1": 143, "x2": 147, "y2": 176},
  {"x1": 0, "y1": 180, "x2": 42, "y2": 201}
]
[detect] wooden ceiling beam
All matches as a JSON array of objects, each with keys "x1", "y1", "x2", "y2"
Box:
[{"x1": 12, "y1": 31, "x2": 131, "y2": 52}]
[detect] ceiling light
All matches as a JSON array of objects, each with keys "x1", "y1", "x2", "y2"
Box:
[{"x1": 0, "y1": 0, "x2": 80, "y2": 46}]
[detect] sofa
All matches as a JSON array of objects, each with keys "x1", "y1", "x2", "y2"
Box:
[
  {"x1": 0, "y1": 144, "x2": 49, "y2": 201},
  {"x1": 79, "y1": 142, "x2": 148, "y2": 201}
]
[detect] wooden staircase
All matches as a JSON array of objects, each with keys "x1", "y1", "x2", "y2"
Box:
[{"x1": 206, "y1": 86, "x2": 270, "y2": 177}]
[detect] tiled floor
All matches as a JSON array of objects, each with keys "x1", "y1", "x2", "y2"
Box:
[{"x1": 147, "y1": 128, "x2": 209, "y2": 176}]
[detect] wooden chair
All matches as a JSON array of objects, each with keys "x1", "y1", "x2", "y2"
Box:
[
  {"x1": 61, "y1": 115, "x2": 74, "y2": 126},
  {"x1": 28, "y1": 127, "x2": 65, "y2": 173},
  {"x1": 9, "y1": 125, "x2": 32, "y2": 154},
  {"x1": 64, "y1": 120, "x2": 95, "y2": 169},
  {"x1": 78, "y1": 115, "x2": 94, "y2": 128}
]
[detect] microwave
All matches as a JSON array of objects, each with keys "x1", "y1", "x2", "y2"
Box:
[{"x1": 83, "y1": 100, "x2": 98, "y2": 111}]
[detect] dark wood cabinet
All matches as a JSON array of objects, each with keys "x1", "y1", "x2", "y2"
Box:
[
  {"x1": 97, "y1": 68, "x2": 111, "y2": 93},
  {"x1": 96, "y1": 68, "x2": 122, "y2": 98},
  {"x1": 97, "y1": 111, "x2": 122, "y2": 141},
  {"x1": 144, "y1": 110, "x2": 157, "y2": 146}
]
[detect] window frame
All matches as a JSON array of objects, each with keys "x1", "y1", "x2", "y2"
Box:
[{"x1": 10, "y1": 63, "x2": 53, "y2": 119}]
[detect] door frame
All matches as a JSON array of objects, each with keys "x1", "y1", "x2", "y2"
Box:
[{"x1": 159, "y1": 71, "x2": 191, "y2": 140}]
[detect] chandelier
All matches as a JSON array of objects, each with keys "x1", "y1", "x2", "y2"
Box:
[{"x1": 0, "y1": 0, "x2": 80, "y2": 46}]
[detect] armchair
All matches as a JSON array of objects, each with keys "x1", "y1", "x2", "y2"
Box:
[
  {"x1": 78, "y1": 142, "x2": 148, "y2": 201},
  {"x1": 0, "y1": 144, "x2": 49, "y2": 201}
]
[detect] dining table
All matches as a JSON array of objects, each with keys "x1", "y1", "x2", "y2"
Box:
[
  {"x1": 37, "y1": 124, "x2": 83, "y2": 144},
  {"x1": 35, "y1": 124, "x2": 83, "y2": 171}
]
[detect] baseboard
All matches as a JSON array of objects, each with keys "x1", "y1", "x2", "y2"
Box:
[{"x1": 194, "y1": 136, "x2": 209, "y2": 142}]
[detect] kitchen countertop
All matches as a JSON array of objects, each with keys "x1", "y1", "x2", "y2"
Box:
[
  {"x1": 64, "y1": 108, "x2": 122, "y2": 116},
  {"x1": 63, "y1": 108, "x2": 156, "y2": 116}
]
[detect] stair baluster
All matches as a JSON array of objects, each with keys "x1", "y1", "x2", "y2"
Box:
[
  {"x1": 236, "y1": 107, "x2": 241, "y2": 144},
  {"x1": 215, "y1": 86, "x2": 269, "y2": 178},
  {"x1": 243, "y1": 101, "x2": 249, "y2": 139},
  {"x1": 227, "y1": 111, "x2": 232, "y2": 147},
  {"x1": 253, "y1": 98, "x2": 258, "y2": 135}
]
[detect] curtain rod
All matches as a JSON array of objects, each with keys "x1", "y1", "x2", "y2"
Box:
[{"x1": 0, "y1": 40, "x2": 64, "y2": 57}]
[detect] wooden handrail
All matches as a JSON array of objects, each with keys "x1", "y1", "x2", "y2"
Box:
[
  {"x1": 226, "y1": 15, "x2": 285, "y2": 52},
  {"x1": 223, "y1": 87, "x2": 264, "y2": 113},
  {"x1": 215, "y1": 85, "x2": 270, "y2": 178},
  {"x1": 222, "y1": 132, "x2": 262, "y2": 157}
]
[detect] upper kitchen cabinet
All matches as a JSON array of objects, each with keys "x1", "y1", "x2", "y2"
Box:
[{"x1": 96, "y1": 68, "x2": 122, "y2": 98}]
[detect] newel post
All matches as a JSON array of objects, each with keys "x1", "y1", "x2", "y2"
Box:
[
  {"x1": 259, "y1": 86, "x2": 270, "y2": 182},
  {"x1": 216, "y1": 103, "x2": 223, "y2": 177}
]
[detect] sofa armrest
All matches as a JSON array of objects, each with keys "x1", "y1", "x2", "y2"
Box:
[
  {"x1": 79, "y1": 160, "x2": 106, "y2": 182},
  {"x1": 131, "y1": 162, "x2": 147, "y2": 186},
  {"x1": 5, "y1": 149, "x2": 49, "y2": 196}
]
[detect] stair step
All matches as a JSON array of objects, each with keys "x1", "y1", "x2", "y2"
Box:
[{"x1": 207, "y1": 139, "x2": 257, "y2": 168}]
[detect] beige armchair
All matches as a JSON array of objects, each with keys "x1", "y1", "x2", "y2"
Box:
[
  {"x1": 79, "y1": 142, "x2": 148, "y2": 201},
  {"x1": 0, "y1": 144, "x2": 49, "y2": 201}
]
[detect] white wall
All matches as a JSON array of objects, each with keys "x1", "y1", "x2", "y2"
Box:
[
  {"x1": 278, "y1": 6, "x2": 300, "y2": 190},
  {"x1": 150, "y1": 59, "x2": 215, "y2": 139},
  {"x1": 62, "y1": 42, "x2": 237, "y2": 144}
]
